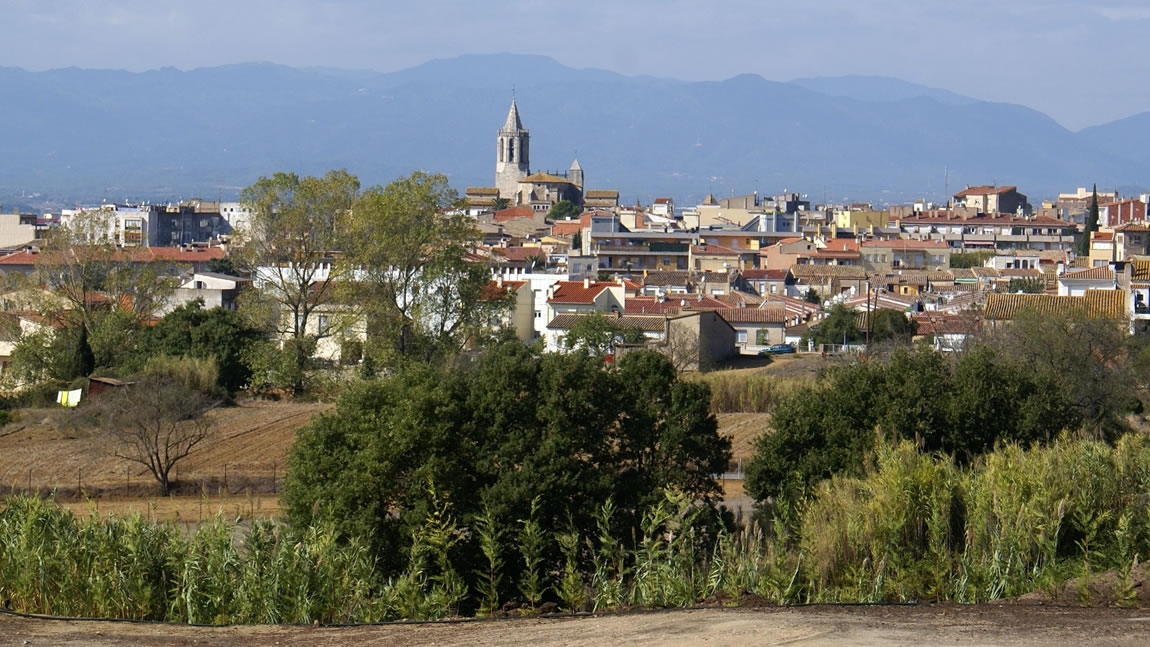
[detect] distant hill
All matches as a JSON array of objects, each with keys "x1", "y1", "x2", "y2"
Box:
[
  {"x1": 789, "y1": 75, "x2": 976, "y2": 106},
  {"x1": 0, "y1": 54, "x2": 1146, "y2": 206}
]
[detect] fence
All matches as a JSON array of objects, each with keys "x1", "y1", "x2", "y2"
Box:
[{"x1": 0, "y1": 462, "x2": 282, "y2": 501}]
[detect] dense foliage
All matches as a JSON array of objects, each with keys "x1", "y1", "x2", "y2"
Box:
[
  {"x1": 282, "y1": 343, "x2": 731, "y2": 596},
  {"x1": 748, "y1": 312, "x2": 1139, "y2": 504}
]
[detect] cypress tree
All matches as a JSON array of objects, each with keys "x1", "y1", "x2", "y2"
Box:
[{"x1": 1076, "y1": 183, "x2": 1099, "y2": 258}]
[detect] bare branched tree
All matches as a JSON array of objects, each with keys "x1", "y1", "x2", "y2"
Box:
[{"x1": 103, "y1": 377, "x2": 217, "y2": 496}]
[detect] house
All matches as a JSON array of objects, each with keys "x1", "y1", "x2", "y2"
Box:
[
  {"x1": 860, "y1": 239, "x2": 951, "y2": 272},
  {"x1": 736, "y1": 268, "x2": 790, "y2": 297},
  {"x1": 545, "y1": 279, "x2": 626, "y2": 325},
  {"x1": 953, "y1": 185, "x2": 1030, "y2": 215},
  {"x1": 1057, "y1": 265, "x2": 1117, "y2": 296},
  {"x1": 165, "y1": 272, "x2": 251, "y2": 314},
  {"x1": 715, "y1": 305, "x2": 788, "y2": 353},
  {"x1": 982, "y1": 290, "x2": 1127, "y2": 329},
  {"x1": 896, "y1": 210, "x2": 1076, "y2": 252},
  {"x1": 482, "y1": 278, "x2": 534, "y2": 341},
  {"x1": 690, "y1": 243, "x2": 745, "y2": 272},
  {"x1": 911, "y1": 312, "x2": 980, "y2": 351},
  {"x1": 1099, "y1": 199, "x2": 1147, "y2": 228},
  {"x1": 788, "y1": 264, "x2": 868, "y2": 299}
]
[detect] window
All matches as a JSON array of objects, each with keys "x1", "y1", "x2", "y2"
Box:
[
  {"x1": 318, "y1": 315, "x2": 330, "y2": 336},
  {"x1": 736, "y1": 330, "x2": 748, "y2": 344}
]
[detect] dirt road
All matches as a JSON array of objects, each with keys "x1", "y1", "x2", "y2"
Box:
[{"x1": 2, "y1": 605, "x2": 1148, "y2": 646}]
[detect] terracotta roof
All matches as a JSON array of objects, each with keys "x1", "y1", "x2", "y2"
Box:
[
  {"x1": 493, "y1": 246, "x2": 546, "y2": 263},
  {"x1": 715, "y1": 305, "x2": 787, "y2": 324},
  {"x1": 493, "y1": 206, "x2": 537, "y2": 222},
  {"x1": 653, "y1": 198, "x2": 672, "y2": 205},
  {"x1": 519, "y1": 172, "x2": 572, "y2": 185},
  {"x1": 584, "y1": 190, "x2": 620, "y2": 199},
  {"x1": 550, "y1": 221, "x2": 583, "y2": 236},
  {"x1": 548, "y1": 281, "x2": 615, "y2": 304},
  {"x1": 546, "y1": 313, "x2": 666, "y2": 332},
  {"x1": 1060, "y1": 266, "x2": 1114, "y2": 281},
  {"x1": 466, "y1": 187, "x2": 500, "y2": 195},
  {"x1": 897, "y1": 212, "x2": 1074, "y2": 228},
  {"x1": 0, "y1": 246, "x2": 225, "y2": 265},
  {"x1": 1132, "y1": 260, "x2": 1150, "y2": 282},
  {"x1": 789, "y1": 264, "x2": 868, "y2": 279},
  {"x1": 954, "y1": 185, "x2": 1018, "y2": 197},
  {"x1": 624, "y1": 296, "x2": 682, "y2": 315},
  {"x1": 680, "y1": 295, "x2": 731, "y2": 310},
  {"x1": 641, "y1": 271, "x2": 692, "y2": 287},
  {"x1": 740, "y1": 268, "x2": 788, "y2": 281},
  {"x1": 860, "y1": 238, "x2": 950, "y2": 250},
  {"x1": 480, "y1": 280, "x2": 526, "y2": 300},
  {"x1": 997, "y1": 268, "x2": 1045, "y2": 279},
  {"x1": 983, "y1": 291, "x2": 1127, "y2": 321},
  {"x1": 715, "y1": 290, "x2": 764, "y2": 307},
  {"x1": 912, "y1": 312, "x2": 981, "y2": 336}
]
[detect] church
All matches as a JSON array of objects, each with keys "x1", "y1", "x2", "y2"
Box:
[{"x1": 466, "y1": 100, "x2": 618, "y2": 213}]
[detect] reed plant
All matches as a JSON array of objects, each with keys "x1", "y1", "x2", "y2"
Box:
[{"x1": 4, "y1": 435, "x2": 1150, "y2": 623}]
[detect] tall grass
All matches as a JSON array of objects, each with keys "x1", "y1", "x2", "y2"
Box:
[
  {"x1": 3, "y1": 435, "x2": 1150, "y2": 622},
  {"x1": 693, "y1": 372, "x2": 813, "y2": 414}
]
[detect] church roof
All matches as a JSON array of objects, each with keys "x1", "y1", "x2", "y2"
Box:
[
  {"x1": 503, "y1": 99, "x2": 524, "y2": 132},
  {"x1": 702, "y1": 193, "x2": 719, "y2": 206},
  {"x1": 569, "y1": 158, "x2": 582, "y2": 171},
  {"x1": 519, "y1": 172, "x2": 573, "y2": 185}
]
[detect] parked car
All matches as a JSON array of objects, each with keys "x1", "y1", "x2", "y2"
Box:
[{"x1": 758, "y1": 343, "x2": 796, "y2": 356}]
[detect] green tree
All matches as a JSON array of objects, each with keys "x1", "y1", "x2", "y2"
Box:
[
  {"x1": 205, "y1": 257, "x2": 238, "y2": 276},
  {"x1": 142, "y1": 299, "x2": 264, "y2": 393},
  {"x1": 547, "y1": 200, "x2": 581, "y2": 221},
  {"x1": 564, "y1": 313, "x2": 648, "y2": 357},
  {"x1": 282, "y1": 343, "x2": 730, "y2": 589},
  {"x1": 745, "y1": 345, "x2": 1072, "y2": 504},
  {"x1": 809, "y1": 303, "x2": 863, "y2": 346},
  {"x1": 1075, "y1": 183, "x2": 1099, "y2": 258},
  {"x1": 869, "y1": 309, "x2": 918, "y2": 344},
  {"x1": 344, "y1": 171, "x2": 503, "y2": 366},
  {"x1": 804, "y1": 287, "x2": 820, "y2": 304},
  {"x1": 236, "y1": 170, "x2": 360, "y2": 394},
  {"x1": 491, "y1": 197, "x2": 510, "y2": 211}
]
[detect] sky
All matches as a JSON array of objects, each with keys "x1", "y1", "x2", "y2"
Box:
[{"x1": 2, "y1": 0, "x2": 1149, "y2": 130}]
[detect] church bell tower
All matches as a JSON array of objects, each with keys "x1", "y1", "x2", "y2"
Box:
[{"x1": 495, "y1": 99, "x2": 530, "y2": 203}]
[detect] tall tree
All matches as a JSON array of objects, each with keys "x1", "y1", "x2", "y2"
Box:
[
  {"x1": 236, "y1": 170, "x2": 359, "y2": 393},
  {"x1": 345, "y1": 171, "x2": 502, "y2": 365},
  {"x1": 24, "y1": 208, "x2": 178, "y2": 379},
  {"x1": 1076, "y1": 183, "x2": 1100, "y2": 258}
]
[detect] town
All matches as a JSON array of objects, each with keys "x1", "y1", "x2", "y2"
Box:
[{"x1": 0, "y1": 99, "x2": 1144, "y2": 380}]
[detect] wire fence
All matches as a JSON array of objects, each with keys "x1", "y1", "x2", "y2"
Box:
[{"x1": 0, "y1": 462, "x2": 282, "y2": 501}]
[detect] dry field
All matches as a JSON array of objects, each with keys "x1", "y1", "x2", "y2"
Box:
[{"x1": 0, "y1": 399, "x2": 329, "y2": 501}]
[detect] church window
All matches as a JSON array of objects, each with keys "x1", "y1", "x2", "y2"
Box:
[
  {"x1": 499, "y1": 138, "x2": 504, "y2": 163},
  {"x1": 509, "y1": 138, "x2": 515, "y2": 162}
]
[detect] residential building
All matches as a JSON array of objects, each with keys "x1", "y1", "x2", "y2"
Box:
[
  {"x1": 715, "y1": 305, "x2": 788, "y2": 352},
  {"x1": 860, "y1": 239, "x2": 951, "y2": 272},
  {"x1": 896, "y1": 210, "x2": 1075, "y2": 252},
  {"x1": 1099, "y1": 199, "x2": 1147, "y2": 228},
  {"x1": 953, "y1": 185, "x2": 1030, "y2": 215},
  {"x1": 0, "y1": 213, "x2": 37, "y2": 249}
]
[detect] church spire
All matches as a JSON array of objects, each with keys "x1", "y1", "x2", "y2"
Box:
[{"x1": 503, "y1": 98, "x2": 523, "y2": 132}]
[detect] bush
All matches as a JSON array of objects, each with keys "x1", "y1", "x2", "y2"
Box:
[{"x1": 141, "y1": 355, "x2": 222, "y2": 399}]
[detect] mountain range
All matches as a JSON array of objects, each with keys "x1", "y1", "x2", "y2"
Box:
[{"x1": 1, "y1": 53, "x2": 1148, "y2": 208}]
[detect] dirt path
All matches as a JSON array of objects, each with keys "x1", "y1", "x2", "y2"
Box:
[{"x1": 2, "y1": 605, "x2": 1148, "y2": 646}]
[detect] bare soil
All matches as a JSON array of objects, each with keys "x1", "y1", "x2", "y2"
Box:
[
  {"x1": 0, "y1": 399, "x2": 329, "y2": 499},
  {"x1": 3, "y1": 604, "x2": 1149, "y2": 646}
]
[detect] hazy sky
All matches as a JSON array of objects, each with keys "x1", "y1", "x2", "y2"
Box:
[{"x1": 2, "y1": 0, "x2": 1148, "y2": 130}]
